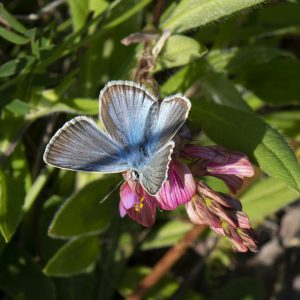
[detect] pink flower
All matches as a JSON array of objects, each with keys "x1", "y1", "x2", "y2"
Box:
[
  {"x1": 185, "y1": 182, "x2": 257, "y2": 252},
  {"x1": 119, "y1": 140, "x2": 258, "y2": 252},
  {"x1": 119, "y1": 160, "x2": 196, "y2": 226},
  {"x1": 184, "y1": 144, "x2": 254, "y2": 193},
  {"x1": 119, "y1": 182, "x2": 156, "y2": 227},
  {"x1": 155, "y1": 160, "x2": 196, "y2": 210}
]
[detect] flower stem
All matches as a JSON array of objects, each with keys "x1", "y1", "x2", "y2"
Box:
[{"x1": 126, "y1": 224, "x2": 206, "y2": 300}]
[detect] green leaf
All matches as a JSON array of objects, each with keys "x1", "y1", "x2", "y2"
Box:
[
  {"x1": 119, "y1": 267, "x2": 180, "y2": 299},
  {"x1": 65, "y1": 98, "x2": 98, "y2": 115},
  {"x1": 23, "y1": 167, "x2": 54, "y2": 212},
  {"x1": 264, "y1": 111, "x2": 300, "y2": 140},
  {"x1": 236, "y1": 58, "x2": 300, "y2": 105},
  {"x1": 200, "y1": 71, "x2": 252, "y2": 112},
  {"x1": 0, "y1": 171, "x2": 7, "y2": 239},
  {"x1": 0, "y1": 119, "x2": 29, "y2": 242},
  {"x1": 0, "y1": 171, "x2": 25, "y2": 242},
  {"x1": 155, "y1": 35, "x2": 207, "y2": 71},
  {"x1": 53, "y1": 274, "x2": 95, "y2": 300},
  {"x1": 161, "y1": 59, "x2": 250, "y2": 112},
  {"x1": 48, "y1": 176, "x2": 118, "y2": 238},
  {"x1": 160, "y1": 0, "x2": 265, "y2": 33},
  {"x1": 118, "y1": 267, "x2": 150, "y2": 297},
  {"x1": 119, "y1": 266, "x2": 204, "y2": 299},
  {"x1": 0, "y1": 244, "x2": 55, "y2": 300},
  {"x1": 141, "y1": 220, "x2": 193, "y2": 250},
  {"x1": 39, "y1": 196, "x2": 65, "y2": 262},
  {"x1": 27, "y1": 28, "x2": 40, "y2": 59},
  {"x1": 89, "y1": 0, "x2": 109, "y2": 17},
  {"x1": 26, "y1": 98, "x2": 98, "y2": 120},
  {"x1": 103, "y1": 0, "x2": 152, "y2": 29},
  {"x1": 5, "y1": 99, "x2": 33, "y2": 116},
  {"x1": 242, "y1": 177, "x2": 298, "y2": 224},
  {"x1": 190, "y1": 101, "x2": 300, "y2": 193},
  {"x1": 256, "y1": 2, "x2": 300, "y2": 29},
  {"x1": 0, "y1": 26, "x2": 30, "y2": 44},
  {"x1": 160, "y1": 60, "x2": 209, "y2": 96},
  {"x1": 0, "y1": 56, "x2": 35, "y2": 77},
  {"x1": 234, "y1": 2, "x2": 300, "y2": 40},
  {"x1": 67, "y1": 0, "x2": 89, "y2": 32},
  {"x1": 76, "y1": 5, "x2": 140, "y2": 97},
  {"x1": 44, "y1": 236, "x2": 99, "y2": 277},
  {"x1": 208, "y1": 46, "x2": 293, "y2": 75},
  {"x1": 226, "y1": 46, "x2": 294, "y2": 74},
  {"x1": 0, "y1": 4, "x2": 28, "y2": 34},
  {"x1": 0, "y1": 235, "x2": 5, "y2": 256},
  {"x1": 210, "y1": 277, "x2": 265, "y2": 300}
]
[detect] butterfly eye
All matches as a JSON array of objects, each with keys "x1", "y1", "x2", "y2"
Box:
[{"x1": 131, "y1": 170, "x2": 139, "y2": 181}]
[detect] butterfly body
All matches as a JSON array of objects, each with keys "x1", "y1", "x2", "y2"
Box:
[
  {"x1": 43, "y1": 81, "x2": 191, "y2": 195},
  {"x1": 122, "y1": 147, "x2": 147, "y2": 174}
]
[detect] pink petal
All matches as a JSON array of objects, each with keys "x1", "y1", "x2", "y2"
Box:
[
  {"x1": 212, "y1": 174, "x2": 244, "y2": 194},
  {"x1": 197, "y1": 181, "x2": 241, "y2": 209},
  {"x1": 210, "y1": 204, "x2": 238, "y2": 228},
  {"x1": 184, "y1": 144, "x2": 225, "y2": 162},
  {"x1": 119, "y1": 200, "x2": 127, "y2": 218},
  {"x1": 230, "y1": 238, "x2": 249, "y2": 253},
  {"x1": 225, "y1": 223, "x2": 257, "y2": 252},
  {"x1": 218, "y1": 193, "x2": 242, "y2": 211},
  {"x1": 126, "y1": 195, "x2": 156, "y2": 227},
  {"x1": 190, "y1": 162, "x2": 207, "y2": 176},
  {"x1": 211, "y1": 227, "x2": 225, "y2": 236},
  {"x1": 227, "y1": 227, "x2": 244, "y2": 245},
  {"x1": 156, "y1": 160, "x2": 196, "y2": 210},
  {"x1": 122, "y1": 171, "x2": 144, "y2": 195},
  {"x1": 207, "y1": 156, "x2": 254, "y2": 177},
  {"x1": 227, "y1": 227, "x2": 257, "y2": 252},
  {"x1": 235, "y1": 211, "x2": 251, "y2": 229},
  {"x1": 119, "y1": 182, "x2": 139, "y2": 210},
  {"x1": 185, "y1": 196, "x2": 222, "y2": 229},
  {"x1": 239, "y1": 229, "x2": 258, "y2": 252},
  {"x1": 185, "y1": 183, "x2": 257, "y2": 252},
  {"x1": 185, "y1": 144, "x2": 254, "y2": 193}
]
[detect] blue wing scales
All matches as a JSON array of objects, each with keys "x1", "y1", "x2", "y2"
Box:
[
  {"x1": 99, "y1": 81, "x2": 158, "y2": 147},
  {"x1": 139, "y1": 141, "x2": 175, "y2": 195},
  {"x1": 151, "y1": 95, "x2": 191, "y2": 151},
  {"x1": 43, "y1": 116, "x2": 128, "y2": 173}
]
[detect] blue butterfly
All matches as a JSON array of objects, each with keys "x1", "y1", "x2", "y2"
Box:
[{"x1": 43, "y1": 81, "x2": 191, "y2": 195}]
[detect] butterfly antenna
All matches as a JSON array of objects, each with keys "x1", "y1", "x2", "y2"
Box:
[
  {"x1": 99, "y1": 178, "x2": 125, "y2": 204},
  {"x1": 99, "y1": 174, "x2": 133, "y2": 204}
]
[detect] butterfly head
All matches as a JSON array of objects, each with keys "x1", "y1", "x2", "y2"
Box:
[{"x1": 131, "y1": 170, "x2": 139, "y2": 182}]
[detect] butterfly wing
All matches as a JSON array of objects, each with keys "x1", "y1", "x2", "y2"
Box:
[
  {"x1": 137, "y1": 95, "x2": 190, "y2": 194},
  {"x1": 138, "y1": 141, "x2": 175, "y2": 195},
  {"x1": 99, "y1": 81, "x2": 158, "y2": 147},
  {"x1": 152, "y1": 95, "x2": 191, "y2": 151},
  {"x1": 43, "y1": 116, "x2": 128, "y2": 172}
]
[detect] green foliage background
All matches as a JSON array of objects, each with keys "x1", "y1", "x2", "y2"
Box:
[{"x1": 0, "y1": 0, "x2": 300, "y2": 299}]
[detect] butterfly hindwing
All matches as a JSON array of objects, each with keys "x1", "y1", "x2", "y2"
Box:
[
  {"x1": 43, "y1": 116, "x2": 128, "y2": 173},
  {"x1": 138, "y1": 141, "x2": 175, "y2": 195}
]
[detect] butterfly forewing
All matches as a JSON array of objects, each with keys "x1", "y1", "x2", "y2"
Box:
[
  {"x1": 99, "y1": 81, "x2": 158, "y2": 147},
  {"x1": 139, "y1": 141, "x2": 175, "y2": 195},
  {"x1": 43, "y1": 116, "x2": 128, "y2": 173}
]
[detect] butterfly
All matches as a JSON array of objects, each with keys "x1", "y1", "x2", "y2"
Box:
[{"x1": 43, "y1": 81, "x2": 191, "y2": 195}]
